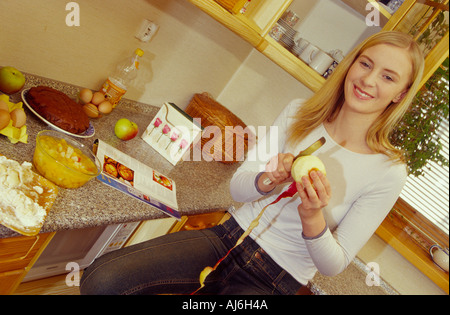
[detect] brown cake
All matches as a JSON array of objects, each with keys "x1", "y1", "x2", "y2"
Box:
[{"x1": 26, "y1": 86, "x2": 90, "y2": 134}]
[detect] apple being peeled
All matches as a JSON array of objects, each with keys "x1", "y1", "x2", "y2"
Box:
[
  {"x1": 114, "y1": 118, "x2": 138, "y2": 140},
  {"x1": 0, "y1": 66, "x2": 26, "y2": 94}
]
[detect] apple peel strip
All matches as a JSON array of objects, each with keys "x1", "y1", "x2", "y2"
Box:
[{"x1": 191, "y1": 182, "x2": 298, "y2": 294}]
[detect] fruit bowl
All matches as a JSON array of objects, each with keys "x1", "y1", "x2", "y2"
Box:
[{"x1": 33, "y1": 130, "x2": 100, "y2": 188}]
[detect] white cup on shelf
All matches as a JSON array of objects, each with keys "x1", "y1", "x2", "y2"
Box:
[
  {"x1": 292, "y1": 38, "x2": 309, "y2": 57},
  {"x1": 309, "y1": 50, "x2": 335, "y2": 75},
  {"x1": 299, "y1": 43, "x2": 319, "y2": 65}
]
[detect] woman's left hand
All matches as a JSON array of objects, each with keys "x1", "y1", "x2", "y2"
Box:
[{"x1": 295, "y1": 170, "x2": 331, "y2": 237}]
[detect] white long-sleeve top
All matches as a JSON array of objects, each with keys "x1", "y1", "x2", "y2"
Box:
[{"x1": 230, "y1": 99, "x2": 407, "y2": 285}]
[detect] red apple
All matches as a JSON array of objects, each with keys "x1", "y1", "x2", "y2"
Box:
[
  {"x1": 114, "y1": 118, "x2": 138, "y2": 140},
  {"x1": 0, "y1": 66, "x2": 26, "y2": 94}
]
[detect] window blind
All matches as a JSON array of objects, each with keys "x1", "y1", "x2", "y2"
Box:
[{"x1": 400, "y1": 80, "x2": 449, "y2": 236}]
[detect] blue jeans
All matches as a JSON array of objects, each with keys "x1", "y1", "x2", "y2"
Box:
[{"x1": 80, "y1": 216, "x2": 302, "y2": 295}]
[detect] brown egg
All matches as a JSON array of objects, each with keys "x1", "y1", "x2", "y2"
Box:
[
  {"x1": 0, "y1": 100, "x2": 9, "y2": 112},
  {"x1": 91, "y1": 91, "x2": 106, "y2": 105},
  {"x1": 83, "y1": 103, "x2": 99, "y2": 118},
  {"x1": 98, "y1": 100, "x2": 113, "y2": 114},
  {"x1": 0, "y1": 109, "x2": 11, "y2": 130},
  {"x1": 10, "y1": 108, "x2": 26, "y2": 128},
  {"x1": 79, "y1": 88, "x2": 93, "y2": 104}
]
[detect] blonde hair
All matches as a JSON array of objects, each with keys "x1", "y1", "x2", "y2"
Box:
[{"x1": 288, "y1": 31, "x2": 424, "y2": 162}]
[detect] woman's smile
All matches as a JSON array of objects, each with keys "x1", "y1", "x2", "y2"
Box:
[{"x1": 353, "y1": 84, "x2": 374, "y2": 100}]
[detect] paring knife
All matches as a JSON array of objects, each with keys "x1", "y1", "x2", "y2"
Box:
[{"x1": 262, "y1": 137, "x2": 326, "y2": 186}]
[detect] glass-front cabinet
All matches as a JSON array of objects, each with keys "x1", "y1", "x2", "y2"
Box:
[{"x1": 188, "y1": 0, "x2": 448, "y2": 92}]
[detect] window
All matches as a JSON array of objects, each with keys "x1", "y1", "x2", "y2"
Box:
[
  {"x1": 400, "y1": 118, "x2": 449, "y2": 235},
  {"x1": 398, "y1": 59, "x2": 449, "y2": 239}
]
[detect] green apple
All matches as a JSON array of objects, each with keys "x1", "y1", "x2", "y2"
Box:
[
  {"x1": 114, "y1": 118, "x2": 138, "y2": 140},
  {"x1": 0, "y1": 66, "x2": 26, "y2": 94}
]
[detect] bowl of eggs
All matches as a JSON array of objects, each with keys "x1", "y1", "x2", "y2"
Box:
[
  {"x1": 78, "y1": 88, "x2": 113, "y2": 119},
  {"x1": 33, "y1": 130, "x2": 101, "y2": 189}
]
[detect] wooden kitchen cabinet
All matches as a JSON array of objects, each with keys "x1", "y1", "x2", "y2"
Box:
[
  {"x1": 188, "y1": 0, "x2": 325, "y2": 92},
  {"x1": 0, "y1": 232, "x2": 55, "y2": 295},
  {"x1": 237, "y1": 0, "x2": 293, "y2": 36},
  {"x1": 186, "y1": 0, "x2": 387, "y2": 91},
  {"x1": 169, "y1": 211, "x2": 230, "y2": 233},
  {"x1": 0, "y1": 270, "x2": 27, "y2": 295},
  {"x1": 189, "y1": 0, "x2": 445, "y2": 92}
]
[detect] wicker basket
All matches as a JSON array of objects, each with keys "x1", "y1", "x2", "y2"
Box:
[
  {"x1": 214, "y1": 0, "x2": 248, "y2": 14},
  {"x1": 186, "y1": 93, "x2": 255, "y2": 164}
]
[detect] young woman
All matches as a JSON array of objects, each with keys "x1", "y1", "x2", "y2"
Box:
[{"x1": 80, "y1": 31, "x2": 424, "y2": 295}]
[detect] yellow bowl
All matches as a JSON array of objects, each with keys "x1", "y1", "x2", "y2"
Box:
[{"x1": 33, "y1": 130, "x2": 100, "y2": 188}]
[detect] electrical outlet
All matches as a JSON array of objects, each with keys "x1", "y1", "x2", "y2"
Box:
[{"x1": 135, "y1": 19, "x2": 159, "y2": 42}]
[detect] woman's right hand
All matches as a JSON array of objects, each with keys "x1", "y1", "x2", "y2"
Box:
[{"x1": 258, "y1": 153, "x2": 295, "y2": 192}]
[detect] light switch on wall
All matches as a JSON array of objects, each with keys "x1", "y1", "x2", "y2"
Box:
[{"x1": 135, "y1": 19, "x2": 159, "y2": 42}]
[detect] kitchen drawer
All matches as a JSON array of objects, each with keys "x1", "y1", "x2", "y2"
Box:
[
  {"x1": 0, "y1": 269, "x2": 27, "y2": 295},
  {"x1": 0, "y1": 233, "x2": 54, "y2": 273}
]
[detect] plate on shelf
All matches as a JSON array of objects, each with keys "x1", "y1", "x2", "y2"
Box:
[{"x1": 21, "y1": 88, "x2": 95, "y2": 138}]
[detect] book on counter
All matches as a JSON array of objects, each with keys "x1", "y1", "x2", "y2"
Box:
[{"x1": 94, "y1": 139, "x2": 180, "y2": 220}]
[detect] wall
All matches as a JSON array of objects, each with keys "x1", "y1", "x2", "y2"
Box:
[
  {"x1": 0, "y1": 0, "x2": 313, "y2": 126},
  {"x1": 0, "y1": 0, "x2": 253, "y2": 108},
  {"x1": 217, "y1": 50, "x2": 314, "y2": 128}
]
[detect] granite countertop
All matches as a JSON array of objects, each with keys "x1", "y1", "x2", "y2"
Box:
[
  {"x1": 308, "y1": 258, "x2": 399, "y2": 295},
  {"x1": 0, "y1": 73, "x2": 242, "y2": 239},
  {"x1": 0, "y1": 74, "x2": 399, "y2": 295}
]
